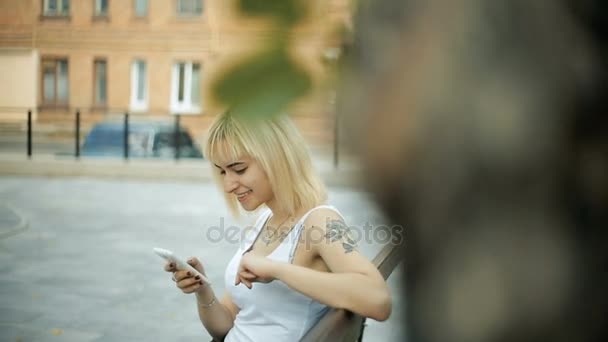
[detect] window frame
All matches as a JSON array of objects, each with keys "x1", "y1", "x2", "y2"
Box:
[
  {"x1": 93, "y1": 58, "x2": 108, "y2": 108},
  {"x1": 92, "y1": 0, "x2": 110, "y2": 20},
  {"x1": 40, "y1": 57, "x2": 70, "y2": 108},
  {"x1": 42, "y1": 0, "x2": 70, "y2": 17},
  {"x1": 170, "y1": 61, "x2": 202, "y2": 114},
  {"x1": 130, "y1": 59, "x2": 148, "y2": 112},
  {"x1": 176, "y1": 0, "x2": 203, "y2": 17},
  {"x1": 133, "y1": 0, "x2": 149, "y2": 17}
]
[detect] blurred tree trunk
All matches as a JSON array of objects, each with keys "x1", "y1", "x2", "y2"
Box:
[{"x1": 339, "y1": 0, "x2": 608, "y2": 341}]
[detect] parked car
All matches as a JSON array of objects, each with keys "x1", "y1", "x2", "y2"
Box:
[{"x1": 81, "y1": 121, "x2": 203, "y2": 159}]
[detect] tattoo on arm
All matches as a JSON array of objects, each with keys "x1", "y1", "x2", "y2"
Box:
[{"x1": 324, "y1": 219, "x2": 357, "y2": 253}]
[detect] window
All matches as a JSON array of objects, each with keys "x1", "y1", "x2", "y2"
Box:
[
  {"x1": 41, "y1": 59, "x2": 69, "y2": 106},
  {"x1": 43, "y1": 0, "x2": 70, "y2": 16},
  {"x1": 94, "y1": 0, "x2": 108, "y2": 16},
  {"x1": 94, "y1": 59, "x2": 107, "y2": 106},
  {"x1": 171, "y1": 62, "x2": 201, "y2": 113},
  {"x1": 134, "y1": 0, "x2": 148, "y2": 17},
  {"x1": 130, "y1": 60, "x2": 148, "y2": 111},
  {"x1": 177, "y1": 0, "x2": 202, "y2": 16}
]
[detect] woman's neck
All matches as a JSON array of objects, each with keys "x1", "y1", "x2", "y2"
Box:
[
  {"x1": 266, "y1": 204, "x2": 308, "y2": 227},
  {"x1": 265, "y1": 197, "x2": 291, "y2": 220}
]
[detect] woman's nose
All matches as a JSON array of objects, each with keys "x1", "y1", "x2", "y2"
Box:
[{"x1": 223, "y1": 173, "x2": 238, "y2": 193}]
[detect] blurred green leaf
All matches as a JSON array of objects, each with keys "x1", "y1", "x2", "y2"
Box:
[
  {"x1": 212, "y1": 48, "x2": 311, "y2": 120},
  {"x1": 237, "y1": 0, "x2": 305, "y2": 24}
]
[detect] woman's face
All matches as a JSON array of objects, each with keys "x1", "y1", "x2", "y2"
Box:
[{"x1": 213, "y1": 154, "x2": 275, "y2": 211}]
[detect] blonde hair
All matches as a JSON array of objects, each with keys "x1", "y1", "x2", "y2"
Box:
[{"x1": 204, "y1": 112, "x2": 327, "y2": 217}]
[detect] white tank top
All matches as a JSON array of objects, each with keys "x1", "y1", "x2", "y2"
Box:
[{"x1": 223, "y1": 205, "x2": 341, "y2": 342}]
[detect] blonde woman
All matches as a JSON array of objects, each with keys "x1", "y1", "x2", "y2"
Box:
[{"x1": 164, "y1": 111, "x2": 391, "y2": 341}]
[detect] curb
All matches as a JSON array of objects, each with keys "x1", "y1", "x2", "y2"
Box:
[{"x1": 0, "y1": 154, "x2": 363, "y2": 188}]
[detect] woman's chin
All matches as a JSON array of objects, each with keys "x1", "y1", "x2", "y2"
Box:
[{"x1": 239, "y1": 202, "x2": 260, "y2": 211}]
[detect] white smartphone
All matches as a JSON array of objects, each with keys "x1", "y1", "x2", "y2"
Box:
[{"x1": 153, "y1": 247, "x2": 211, "y2": 285}]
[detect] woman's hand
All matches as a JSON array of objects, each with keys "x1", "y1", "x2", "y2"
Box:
[
  {"x1": 235, "y1": 252, "x2": 281, "y2": 289},
  {"x1": 164, "y1": 257, "x2": 208, "y2": 294}
]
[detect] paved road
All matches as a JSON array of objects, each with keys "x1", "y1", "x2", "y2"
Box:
[{"x1": 0, "y1": 177, "x2": 404, "y2": 341}]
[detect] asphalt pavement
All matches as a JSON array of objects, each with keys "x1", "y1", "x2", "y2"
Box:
[{"x1": 0, "y1": 176, "x2": 404, "y2": 341}]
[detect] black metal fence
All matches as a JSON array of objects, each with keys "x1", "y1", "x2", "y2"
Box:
[
  {"x1": 1, "y1": 108, "x2": 202, "y2": 161},
  {"x1": 1, "y1": 107, "x2": 342, "y2": 167}
]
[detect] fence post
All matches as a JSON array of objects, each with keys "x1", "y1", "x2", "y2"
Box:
[
  {"x1": 124, "y1": 112, "x2": 129, "y2": 161},
  {"x1": 75, "y1": 109, "x2": 80, "y2": 159},
  {"x1": 27, "y1": 109, "x2": 32, "y2": 159},
  {"x1": 174, "y1": 114, "x2": 181, "y2": 161}
]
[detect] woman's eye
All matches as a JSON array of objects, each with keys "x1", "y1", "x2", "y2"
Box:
[
  {"x1": 219, "y1": 170, "x2": 226, "y2": 175},
  {"x1": 235, "y1": 168, "x2": 247, "y2": 175}
]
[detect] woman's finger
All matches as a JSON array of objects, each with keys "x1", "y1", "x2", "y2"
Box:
[
  {"x1": 174, "y1": 270, "x2": 194, "y2": 282},
  {"x1": 177, "y1": 275, "x2": 204, "y2": 290},
  {"x1": 164, "y1": 262, "x2": 176, "y2": 272},
  {"x1": 181, "y1": 280, "x2": 205, "y2": 294},
  {"x1": 240, "y1": 277, "x2": 253, "y2": 289},
  {"x1": 186, "y1": 257, "x2": 206, "y2": 274},
  {"x1": 235, "y1": 263, "x2": 246, "y2": 285},
  {"x1": 240, "y1": 270, "x2": 257, "y2": 280}
]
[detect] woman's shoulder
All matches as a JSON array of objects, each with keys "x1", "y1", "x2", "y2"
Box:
[
  {"x1": 297, "y1": 205, "x2": 347, "y2": 253},
  {"x1": 300, "y1": 205, "x2": 345, "y2": 233}
]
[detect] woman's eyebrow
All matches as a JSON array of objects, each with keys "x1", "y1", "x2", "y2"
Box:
[{"x1": 214, "y1": 162, "x2": 245, "y2": 169}]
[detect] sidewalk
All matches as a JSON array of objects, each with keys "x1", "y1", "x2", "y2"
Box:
[
  {"x1": 0, "y1": 203, "x2": 28, "y2": 239},
  {"x1": 0, "y1": 177, "x2": 403, "y2": 341},
  {"x1": 0, "y1": 151, "x2": 363, "y2": 187}
]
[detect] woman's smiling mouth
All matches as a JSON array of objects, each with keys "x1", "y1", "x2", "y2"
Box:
[{"x1": 237, "y1": 190, "x2": 252, "y2": 202}]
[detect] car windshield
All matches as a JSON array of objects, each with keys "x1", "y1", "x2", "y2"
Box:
[
  {"x1": 84, "y1": 125, "x2": 152, "y2": 151},
  {"x1": 81, "y1": 123, "x2": 201, "y2": 158},
  {"x1": 154, "y1": 131, "x2": 193, "y2": 148}
]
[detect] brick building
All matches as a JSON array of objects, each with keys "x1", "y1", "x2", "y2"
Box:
[{"x1": 0, "y1": 0, "x2": 351, "y2": 148}]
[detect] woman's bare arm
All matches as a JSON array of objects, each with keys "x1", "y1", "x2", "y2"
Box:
[
  {"x1": 167, "y1": 259, "x2": 239, "y2": 340},
  {"x1": 194, "y1": 288, "x2": 239, "y2": 340},
  {"x1": 236, "y1": 209, "x2": 392, "y2": 321}
]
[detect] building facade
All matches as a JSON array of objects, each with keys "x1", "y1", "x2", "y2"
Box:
[{"x1": 0, "y1": 0, "x2": 350, "y2": 146}]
